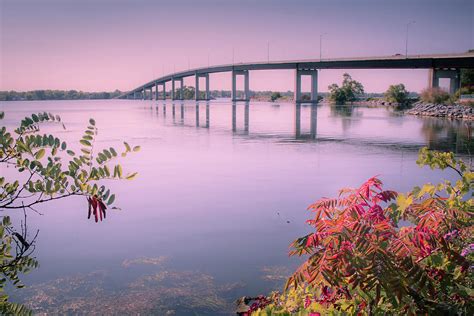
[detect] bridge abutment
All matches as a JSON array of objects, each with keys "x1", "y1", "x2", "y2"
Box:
[
  {"x1": 429, "y1": 68, "x2": 461, "y2": 94},
  {"x1": 232, "y1": 70, "x2": 250, "y2": 102},
  {"x1": 294, "y1": 69, "x2": 318, "y2": 103}
]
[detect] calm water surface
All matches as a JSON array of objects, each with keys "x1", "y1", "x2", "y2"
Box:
[{"x1": 1, "y1": 99, "x2": 472, "y2": 315}]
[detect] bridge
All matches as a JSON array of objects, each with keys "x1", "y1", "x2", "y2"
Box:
[{"x1": 120, "y1": 52, "x2": 474, "y2": 102}]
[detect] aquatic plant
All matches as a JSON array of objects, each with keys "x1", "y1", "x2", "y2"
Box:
[
  {"x1": 0, "y1": 111, "x2": 139, "y2": 314},
  {"x1": 249, "y1": 148, "x2": 473, "y2": 315}
]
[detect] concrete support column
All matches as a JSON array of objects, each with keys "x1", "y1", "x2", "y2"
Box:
[
  {"x1": 171, "y1": 79, "x2": 175, "y2": 100},
  {"x1": 294, "y1": 69, "x2": 319, "y2": 103},
  {"x1": 142, "y1": 88, "x2": 145, "y2": 100},
  {"x1": 133, "y1": 91, "x2": 137, "y2": 99},
  {"x1": 149, "y1": 87, "x2": 153, "y2": 100},
  {"x1": 162, "y1": 83, "x2": 166, "y2": 100},
  {"x1": 429, "y1": 68, "x2": 461, "y2": 94},
  {"x1": 205, "y1": 74, "x2": 210, "y2": 100},
  {"x1": 195, "y1": 75, "x2": 200, "y2": 101},
  {"x1": 232, "y1": 70, "x2": 250, "y2": 101},
  {"x1": 155, "y1": 83, "x2": 159, "y2": 101}
]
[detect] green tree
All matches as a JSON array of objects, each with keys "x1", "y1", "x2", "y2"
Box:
[
  {"x1": 0, "y1": 112, "x2": 139, "y2": 313},
  {"x1": 328, "y1": 73, "x2": 364, "y2": 104},
  {"x1": 461, "y1": 69, "x2": 474, "y2": 88},
  {"x1": 384, "y1": 83, "x2": 409, "y2": 104},
  {"x1": 270, "y1": 92, "x2": 281, "y2": 102}
]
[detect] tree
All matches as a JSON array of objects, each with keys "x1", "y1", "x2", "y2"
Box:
[
  {"x1": 384, "y1": 84, "x2": 409, "y2": 104},
  {"x1": 328, "y1": 73, "x2": 364, "y2": 104},
  {"x1": 0, "y1": 112, "x2": 139, "y2": 313},
  {"x1": 249, "y1": 148, "x2": 473, "y2": 315},
  {"x1": 461, "y1": 69, "x2": 474, "y2": 88},
  {"x1": 270, "y1": 92, "x2": 281, "y2": 102}
]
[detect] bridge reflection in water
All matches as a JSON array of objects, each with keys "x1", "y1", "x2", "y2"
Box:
[
  {"x1": 147, "y1": 100, "x2": 472, "y2": 155},
  {"x1": 150, "y1": 101, "x2": 319, "y2": 140}
]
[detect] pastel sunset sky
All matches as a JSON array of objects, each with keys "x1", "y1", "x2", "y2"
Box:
[{"x1": 1, "y1": 0, "x2": 472, "y2": 92}]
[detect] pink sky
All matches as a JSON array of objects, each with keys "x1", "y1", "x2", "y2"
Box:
[{"x1": 1, "y1": 0, "x2": 472, "y2": 93}]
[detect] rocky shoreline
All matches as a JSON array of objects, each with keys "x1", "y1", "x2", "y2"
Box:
[{"x1": 406, "y1": 102, "x2": 474, "y2": 120}]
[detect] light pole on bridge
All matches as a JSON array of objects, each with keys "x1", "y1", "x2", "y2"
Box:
[
  {"x1": 267, "y1": 41, "x2": 270, "y2": 63},
  {"x1": 405, "y1": 20, "x2": 416, "y2": 58},
  {"x1": 319, "y1": 33, "x2": 327, "y2": 61}
]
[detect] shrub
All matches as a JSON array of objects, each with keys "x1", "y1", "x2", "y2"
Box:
[
  {"x1": 270, "y1": 92, "x2": 282, "y2": 102},
  {"x1": 384, "y1": 84, "x2": 409, "y2": 104},
  {"x1": 420, "y1": 87, "x2": 450, "y2": 104},
  {"x1": 249, "y1": 148, "x2": 473, "y2": 315}
]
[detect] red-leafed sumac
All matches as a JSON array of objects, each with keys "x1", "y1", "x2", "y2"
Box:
[{"x1": 246, "y1": 148, "x2": 473, "y2": 315}]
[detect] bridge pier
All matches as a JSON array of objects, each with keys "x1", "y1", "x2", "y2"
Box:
[
  {"x1": 155, "y1": 82, "x2": 166, "y2": 100},
  {"x1": 295, "y1": 69, "x2": 318, "y2": 103},
  {"x1": 429, "y1": 68, "x2": 461, "y2": 94},
  {"x1": 172, "y1": 78, "x2": 184, "y2": 100},
  {"x1": 142, "y1": 88, "x2": 146, "y2": 100},
  {"x1": 232, "y1": 70, "x2": 250, "y2": 102},
  {"x1": 149, "y1": 87, "x2": 153, "y2": 100},
  {"x1": 195, "y1": 73, "x2": 210, "y2": 101}
]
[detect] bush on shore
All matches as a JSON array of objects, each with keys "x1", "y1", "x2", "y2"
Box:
[
  {"x1": 420, "y1": 87, "x2": 451, "y2": 104},
  {"x1": 384, "y1": 84, "x2": 409, "y2": 104}
]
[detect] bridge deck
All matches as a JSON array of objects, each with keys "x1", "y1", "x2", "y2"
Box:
[{"x1": 123, "y1": 53, "x2": 474, "y2": 97}]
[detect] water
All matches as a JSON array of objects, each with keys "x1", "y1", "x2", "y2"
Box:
[{"x1": 0, "y1": 99, "x2": 472, "y2": 315}]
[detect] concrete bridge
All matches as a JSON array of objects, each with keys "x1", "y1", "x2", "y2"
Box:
[{"x1": 120, "y1": 52, "x2": 474, "y2": 103}]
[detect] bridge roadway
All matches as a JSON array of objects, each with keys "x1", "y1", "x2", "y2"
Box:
[{"x1": 121, "y1": 52, "x2": 474, "y2": 102}]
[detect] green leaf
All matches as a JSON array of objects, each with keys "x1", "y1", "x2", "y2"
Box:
[
  {"x1": 66, "y1": 150, "x2": 75, "y2": 156},
  {"x1": 89, "y1": 118, "x2": 96, "y2": 126},
  {"x1": 132, "y1": 146, "x2": 141, "y2": 152},
  {"x1": 35, "y1": 149, "x2": 45, "y2": 160},
  {"x1": 107, "y1": 194, "x2": 115, "y2": 205},
  {"x1": 126, "y1": 172, "x2": 138, "y2": 180},
  {"x1": 80, "y1": 139, "x2": 91, "y2": 147},
  {"x1": 124, "y1": 142, "x2": 131, "y2": 152}
]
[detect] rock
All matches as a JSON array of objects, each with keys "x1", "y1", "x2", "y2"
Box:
[{"x1": 406, "y1": 103, "x2": 474, "y2": 120}]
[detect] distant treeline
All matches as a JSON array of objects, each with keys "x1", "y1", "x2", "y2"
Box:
[{"x1": 0, "y1": 90, "x2": 123, "y2": 101}]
